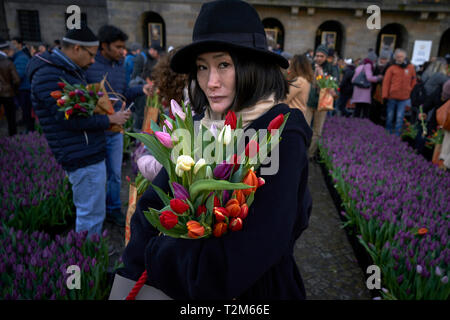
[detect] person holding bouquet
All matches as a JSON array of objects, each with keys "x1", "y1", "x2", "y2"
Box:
[
  {"x1": 116, "y1": 0, "x2": 313, "y2": 300},
  {"x1": 27, "y1": 24, "x2": 131, "y2": 236},
  {"x1": 305, "y1": 45, "x2": 339, "y2": 160}
]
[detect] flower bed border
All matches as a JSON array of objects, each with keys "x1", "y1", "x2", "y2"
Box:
[{"x1": 317, "y1": 157, "x2": 381, "y2": 299}]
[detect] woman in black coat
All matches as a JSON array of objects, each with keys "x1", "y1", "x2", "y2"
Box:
[{"x1": 117, "y1": 0, "x2": 312, "y2": 300}]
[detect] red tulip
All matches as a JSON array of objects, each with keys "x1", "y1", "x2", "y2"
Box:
[
  {"x1": 187, "y1": 221, "x2": 205, "y2": 239},
  {"x1": 159, "y1": 211, "x2": 178, "y2": 230},
  {"x1": 214, "y1": 207, "x2": 229, "y2": 222},
  {"x1": 229, "y1": 217, "x2": 243, "y2": 232},
  {"x1": 213, "y1": 222, "x2": 228, "y2": 238},
  {"x1": 80, "y1": 96, "x2": 87, "y2": 102},
  {"x1": 57, "y1": 99, "x2": 65, "y2": 107},
  {"x1": 239, "y1": 203, "x2": 249, "y2": 220},
  {"x1": 196, "y1": 205, "x2": 207, "y2": 217},
  {"x1": 170, "y1": 199, "x2": 189, "y2": 214},
  {"x1": 257, "y1": 177, "x2": 265, "y2": 187},
  {"x1": 57, "y1": 82, "x2": 66, "y2": 89},
  {"x1": 245, "y1": 140, "x2": 260, "y2": 158},
  {"x1": 69, "y1": 91, "x2": 76, "y2": 98},
  {"x1": 267, "y1": 114, "x2": 284, "y2": 134},
  {"x1": 214, "y1": 196, "x2": 221, "y2": 208},
  {"x1": 224, "y1": 110, "x2": 237, "y2": 129},
  {"x1": 74, "y1": 103, "x2": 81, "y2": 110},
  {"x1": 225, "y1": 198, "x2": 241, "y2": 218},
  {"x1": 66, "y1": 109, "x2": 73, "y2": 116}
]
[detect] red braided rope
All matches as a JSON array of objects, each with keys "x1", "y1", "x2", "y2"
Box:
[{"x1": 125, "y1": 270, "x2": 148, "y2": 300}]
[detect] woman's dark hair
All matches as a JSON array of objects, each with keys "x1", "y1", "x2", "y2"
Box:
[
  {"x1": 187, "y1": 48, "x2": 288, "y2": 115},
  {"x1": 97, "y1": 25, "x2": 128, "y2": 46},
  {"x1": 287, "y1": 54, "x2": 314, "y2": 83}
]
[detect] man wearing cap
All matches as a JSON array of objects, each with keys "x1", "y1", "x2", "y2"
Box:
[
  {"x1": 305, "y1": 44, "x2": 339, "y2": 159},
  {"x1": 86, "y1": 25, "x2": 152, "y2": 227},
  {"x1": 27, "y1": 24, "x2": 131, "y2": 236},
  {"x1": 141, "y1": 44, "x2": 164, "y2": 81},
  {"x1": 0, "y1": 37, "x2": 20, "y2": 136}
]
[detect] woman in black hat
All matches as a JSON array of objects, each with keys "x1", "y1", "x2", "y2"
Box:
[{"x1": 118, "y1": 0, "x2": 312, "y2": 300}]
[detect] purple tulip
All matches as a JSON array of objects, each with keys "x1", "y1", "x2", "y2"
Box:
[
  {"x1": 213, "y1": 161, "x2": 233, "y2": 180},
  {"x1": 172, "y1": 182, "x2": 189, "y2": 201}
]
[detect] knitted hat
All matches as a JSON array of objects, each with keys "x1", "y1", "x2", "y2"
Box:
[
  {"x1": 367, "y1": 50, "x2": 378, "y2": 63},
  {"x1": 62, "y1": 23, "x2": 99, "y2": 46},
  {"x1": 379, "y1": 49, "x2": 391, "y2": 60},
  {"x1": 129, "y1": 42, "x2": 142, "y2": 52},
  {"x1": 315, "y1": 44, "x2": 329, "y2": 56},
  {"x1": 0, "y1": 37, "x2": 8, "y2": 49}
]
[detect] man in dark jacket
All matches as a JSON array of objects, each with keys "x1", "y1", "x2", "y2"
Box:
[
  {"x1": 27, "y1": 25, "x2": 130, "y2": 236},
  {"x1": 11, "y1": 37, "x2": 35, "y2": 132},
  {"x1": 335, "y1": 58, "x2": 355, "y2": 117},
  {"x1": 306, "y1": 44, "x2": 339, "y2": 158},
  {"x1": 86, "y1": 25, "x2": 152, "y2": 226},
  {"x1": 0, "y1": 38, "x2": 20, "y2": 136}
]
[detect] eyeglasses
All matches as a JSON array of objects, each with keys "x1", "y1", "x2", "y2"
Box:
[{"x1": 81, "y1": 46, "x2": 96, "y2": 58}]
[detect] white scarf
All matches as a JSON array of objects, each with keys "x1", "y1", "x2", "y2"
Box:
[{"x1": 200, "y1": 93, "x2": 277, "y2": 132}]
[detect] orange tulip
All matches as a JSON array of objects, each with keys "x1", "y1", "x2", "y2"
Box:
[
  {"x1": 50, "y1": 90, "x2": 62, "y2": 100},
  {"x1": 239, "y1": 203, "x2": 249, "y2": 220},
  {"x1": 186, "y1": 220, "x2": 205, "y2": 239},
  {"x1": 225, "y1": 198, "x2": 241, "y2": 218},
  {"x1": 213, "y1": 222, "x2": 228, "y2": 237},
  {"x1": 242, "y1": 170, "x2": 258, "y2": 196},
  {"x1": 233, "y1": 190, "x2": 246, "y2": 206},
  {"x1": 418, "y1": 228, "x2": 428, "y2": 236}
]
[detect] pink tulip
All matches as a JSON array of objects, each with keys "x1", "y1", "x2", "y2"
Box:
[
  {"x1": 171, "y1": 99, "x2": 186, "y2": 121},
  {"x1": 155, "y1": 131, "x2": 173, "y2": 148},
  {"x1": 164, "y1": 119, "x2": 173, "y2": 131}
]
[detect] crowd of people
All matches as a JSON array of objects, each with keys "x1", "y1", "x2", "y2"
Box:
[{"x1": 274, "y1": 42, "x2": 449, "y2": 167}]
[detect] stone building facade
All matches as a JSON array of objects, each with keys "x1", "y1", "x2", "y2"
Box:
[{"x1": 1, "y1": 0, "x2": 449, "y2": 61}]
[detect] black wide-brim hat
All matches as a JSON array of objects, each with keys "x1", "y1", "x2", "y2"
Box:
[{"x1": 171, "y1": 0, "x2": 289, "y2": 74}]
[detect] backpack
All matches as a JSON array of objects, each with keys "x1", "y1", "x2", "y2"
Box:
[{"x1": 352, "y1": 68, "x2": 371, "y2": 88}]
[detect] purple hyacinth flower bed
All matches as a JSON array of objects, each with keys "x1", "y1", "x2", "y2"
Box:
[
  {"x1": 319, "y1": 117, "x2": 450, "y2": 300},
  {"x1": 0, "y1": 132, "x2": 75, "y2": 232},
  {"x1": 0, "y1": 226, "x2": 111, "y2": 299}
]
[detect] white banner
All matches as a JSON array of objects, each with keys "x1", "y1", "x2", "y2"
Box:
[{"x1": 411, "y1": 40, "x2": 432, "y2": 66}]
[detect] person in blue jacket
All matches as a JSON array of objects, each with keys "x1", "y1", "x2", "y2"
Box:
[
  {"x1": 117, "y1": 0, "x2": 312, "y2": 300},
  {"x1": 27, "y1": 25, "x2": 131, "y2": 236},
  {"x1": 86, "y1": 25, "x2": 152, "y2": 227},
  {"x1": 11, "y1": 37, "x2": 34, "y2": 132}
]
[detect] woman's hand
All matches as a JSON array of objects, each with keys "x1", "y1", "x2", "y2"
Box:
[{"x1": 418, "y1": 113, "x2": 427, "y2": 121}]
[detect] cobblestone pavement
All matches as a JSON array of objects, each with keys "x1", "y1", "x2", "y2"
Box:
[{"x1": 294, "y1": 160, "x2": 371, "y2": 300}]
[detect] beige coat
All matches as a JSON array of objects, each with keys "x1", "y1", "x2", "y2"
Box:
[{"x1": 284, "y1": 77, "x2": 310, "y2": 116}]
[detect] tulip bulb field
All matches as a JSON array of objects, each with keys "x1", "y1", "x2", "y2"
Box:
[
  {"x1": 0, "y1": 132, "x2": 112, "y2": 299},
  {"x1": 319, "y1": 117, "x2": 449, "y2": 300}
]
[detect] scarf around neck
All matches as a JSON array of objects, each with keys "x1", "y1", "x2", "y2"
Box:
[{"x1": 200, "y1": 93, "x2": 277, "y2": 133}]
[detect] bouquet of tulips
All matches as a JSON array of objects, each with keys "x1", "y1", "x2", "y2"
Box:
[
  {"x1": 315, "y1": 74, "x2": 339, "y2": 90},
  {"x1": 126, "y1": 99, "x2": 289, "y2": 239},
  {"x1": 316, "y1": 74, "x2": 338, "y2": 112},
  {"x1": 50, "y1": 79, "x2": 106, "y2": 120}
]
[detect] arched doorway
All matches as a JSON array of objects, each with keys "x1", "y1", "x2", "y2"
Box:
[
  {"x1": 315, "y1": 21, "x2": 344, "y2": 57},
  {"x1": 438, "y1": 28, "x2": 450, "y2": 57},
  {"x1": 376, "y1": 23, "x2": 408, "y2": 57},
  {"x1": 142, "y1": 11, "x2": 165, "y2": 49},
  {"x1": 262, "y1": 18, "x2": 284, "y2": 51}
]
